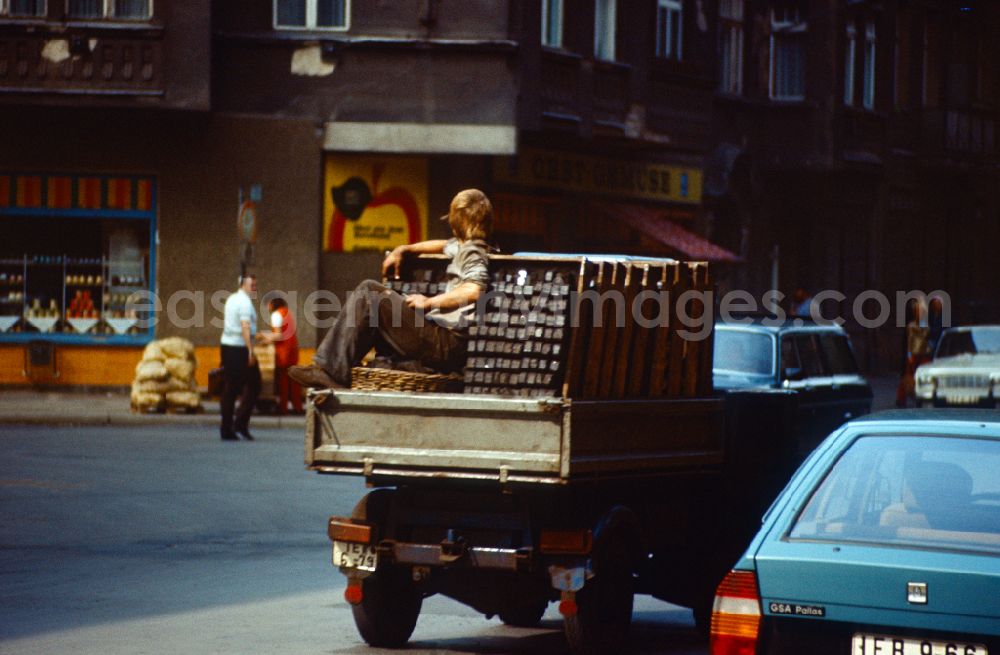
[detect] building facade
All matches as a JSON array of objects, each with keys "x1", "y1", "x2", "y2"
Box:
[
  {"x1": 705, "y1": 0, "x2": 1000, "y2": 369},
  {"x1": 1, "y1": 0, "x2": 735, "y2": 386},
  {"x1": 1, "y1": 0, "x2": 996, "y2": 386}
]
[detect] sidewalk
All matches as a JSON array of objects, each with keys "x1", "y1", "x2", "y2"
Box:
[
  {"x1": 0, "y1": 374, "x2": 901, "y2": 427},
  {"x1": 0, "y1": 389, "x2": 306, "y2": 429}
]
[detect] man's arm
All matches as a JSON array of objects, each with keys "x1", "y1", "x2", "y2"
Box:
[
  {"x1": 242, "y1": 320, "x2": 256, "y2": 366},
  {"x1": 405, "y1": 282, "x2": 483, "y2": 312},
  {"x1": 382, "y1": 240, "x2": 450, "y2": 278}
]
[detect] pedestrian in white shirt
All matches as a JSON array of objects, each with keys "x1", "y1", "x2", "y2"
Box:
[{"x1": 220, "y1": 274, "x2": 260, "y2": 441}]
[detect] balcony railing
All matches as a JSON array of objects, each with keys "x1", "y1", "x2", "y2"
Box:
[
  {"x1": 906, "y1": 107, "x2": 997, "y2": 160},
  {"x1": 0, "y1": 33, "x2": 163, "y2": 97},
  {"x1": 940, "y1": 108, "x2": 996, "y2": 156},
  {"x1": 836, "y1": 106, "x2": 888, "y2": 156},
  {"x1": 592, "y1": 62, "x2": 629, "y2": 129},
  {"x1": 539, "y1": 50, "x2": 581, "y2": 122}
]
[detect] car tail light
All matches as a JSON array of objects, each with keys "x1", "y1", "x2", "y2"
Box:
[
  {"x1": 328, "y1": 517, "x2": 372, "y2": 544},
  {"x1": 710, "y1": 569, "x2": 762, "y2": 655}
]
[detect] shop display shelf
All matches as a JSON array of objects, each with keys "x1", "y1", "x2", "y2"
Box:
[
  {"x1": 0, "y1": 316, "x2": 19, "y2": 333},
  {"x1": 105, "y1": 317, "x2": 138, "y2": 335},
  {"x1": 67, "y1": 317, "x2": 100, "y2": 334},
  {"x1": 1, "y1": 252, "x2": 152, "y2": 343},
  {"x1": 25, "y1": 316, "x2": 59, "y2": 333}
]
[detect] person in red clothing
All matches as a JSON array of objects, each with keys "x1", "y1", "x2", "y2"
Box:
[{"x1": 258, "y1": 297, "x2": 303, "y2": 414}]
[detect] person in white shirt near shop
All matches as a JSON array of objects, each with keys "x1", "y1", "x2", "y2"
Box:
[{"x1": 219, "y1": 274, "x2": 260, "y2": 441}]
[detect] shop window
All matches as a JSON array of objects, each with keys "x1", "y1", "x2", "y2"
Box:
[
  {"x1": 541, "y1": 0, "x2": 562, "y2": 48},
  {"x1": 769, "y1": 2, "x2": 807, "y2": 100},
  {"x1": 274, "y1": 0, "x2": 348, "y2": 30},
  {"x1": 844, "y1": 22, "x2": 856, "y2": 105},
  {"x1": 863, "y1": 21, "x2": 876, "y2": 110},
  {"x1": 656, "y1": 0, "x2": 683, "y2": 61},
  {"x1": 3, "y1": 0, "x2": 45, "y2": 16},
  {"x1": 66, "y1": 0, "x2": 150, "y2": 19},
  {"x1": 594, "y1": 0, "x2": 616, "y2": 61},
  {"x1": 718, "y1": 0, "x2": 743, "y2": 93},
  {"x1": 0, "y1": 173, "x2": 156, "y2": 344}
]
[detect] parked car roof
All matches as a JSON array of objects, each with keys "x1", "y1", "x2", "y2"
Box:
[
  {"x1": 850, "y1": 408, "x2": 1000, "y2": 428},
  {"x1": 715, "y1": 315, "x2": 850, "y2": 334}
]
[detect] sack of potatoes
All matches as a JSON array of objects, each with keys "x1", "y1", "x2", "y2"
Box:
[{"x1": 131, "y1": 337, "x2": 201, "y2": 413}]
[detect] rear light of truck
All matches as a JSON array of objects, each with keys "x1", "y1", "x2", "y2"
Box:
[
  {"x1": 539, "y1": 529, "x2": 593, "y2": 554},
  {"x1": 710, "y1": 569, "x2": 761, "y2": 655},
  {"x1": 558, "y1": 597, "x2": 578, "y2": 617},
  {"x1": 328, "y1": 517, "x2": 372, "y2": 544},
  {"x1": 344, "y1": 582, "x2": 364, "y2": 605}
]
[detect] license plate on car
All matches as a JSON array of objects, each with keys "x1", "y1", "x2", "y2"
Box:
[
  {"x1": 333, "y1": 541, "x2": 377, "y2": 572},
  {"x1": 853, "y1": 633, "x2": 989, "y2": 655}
]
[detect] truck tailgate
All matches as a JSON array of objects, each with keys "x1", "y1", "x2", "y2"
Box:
[{"x1": 306, "y1": 390, "x2": 725, "y2": 484}]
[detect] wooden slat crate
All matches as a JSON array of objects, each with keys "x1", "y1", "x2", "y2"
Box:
[{"x1": 384, "y1": 253, "x2": 713, "y2": 400}]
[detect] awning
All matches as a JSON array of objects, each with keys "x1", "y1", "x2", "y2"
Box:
[{"x1": 592, "y1": 201, "x2": 742, "y2": 263}]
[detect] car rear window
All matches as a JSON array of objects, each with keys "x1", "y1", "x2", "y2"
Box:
[
  {"x1": 781, "y1": 334, "x2": 825, "y2": 380},
  {"x1": 818, "y1": 334, "x2": 859, "y2": 374},
  {"x1": 789, "y1": 435, "x2": 1000, "y2": 554},
  {"x1": 936, "y1": 328, "x2": 1000, "y2": 358},
  {"x1": 713, "y1": 330, "x2": 773, "y2": 376}
]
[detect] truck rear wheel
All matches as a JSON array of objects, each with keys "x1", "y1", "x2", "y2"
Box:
[{"x1": 351, "y1": 567, "x2": 422, "y2": 648}]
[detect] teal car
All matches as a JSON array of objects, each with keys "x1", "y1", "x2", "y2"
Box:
[{"x1": 710, "y1": 410, "x2": 1000, "y2": 655}]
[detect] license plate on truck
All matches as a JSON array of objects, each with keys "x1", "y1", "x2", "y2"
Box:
[
  {"x1": 852, "y1": 633, "x2": 988, "y2": 655},
  {"x1": 333, "y1": 541, "x2": 377, "y2": 571}
]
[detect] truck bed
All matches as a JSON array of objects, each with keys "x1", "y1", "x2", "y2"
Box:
[{"x1": 305, "y1": 389, "x2": 726, "y2": 485}]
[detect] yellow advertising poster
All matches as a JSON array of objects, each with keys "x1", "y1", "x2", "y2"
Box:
[{"x1": 323, "y1": 155, "x2": 428, "y2": 252}]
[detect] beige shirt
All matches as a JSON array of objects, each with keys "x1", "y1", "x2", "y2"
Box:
[{"x1": 427, "y1": 238, "x2": 490, "y2": 330}]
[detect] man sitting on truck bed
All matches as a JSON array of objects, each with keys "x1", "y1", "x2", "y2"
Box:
[{"x1": 289, "y1": 188, "x2": 493, "y2": 389}]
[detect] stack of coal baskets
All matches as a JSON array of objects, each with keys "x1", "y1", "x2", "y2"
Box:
[{"x1": 385, "y1": 254, "x2": 713, "y2": 400}]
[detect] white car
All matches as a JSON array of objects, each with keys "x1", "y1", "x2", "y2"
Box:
[{"x1": 915, "y1": 325, "x2": 1000, "y2": 408}]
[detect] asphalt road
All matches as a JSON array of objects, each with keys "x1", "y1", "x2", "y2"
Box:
[{"x1": 0, "y1": 424, "x2": 706, "y2": 655}]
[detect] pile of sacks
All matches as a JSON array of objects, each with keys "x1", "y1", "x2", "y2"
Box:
[{"x1": 131, "y1": 337, "x2": 202, "y2": 413}]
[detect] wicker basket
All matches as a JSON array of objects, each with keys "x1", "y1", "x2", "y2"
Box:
[{"x1": 350, "y1": 366, "x2": 464, "y2": 393}]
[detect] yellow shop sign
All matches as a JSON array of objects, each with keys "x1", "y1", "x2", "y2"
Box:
[{"x1": 495, "y1": 148, "x2": 702, "y2": 204}]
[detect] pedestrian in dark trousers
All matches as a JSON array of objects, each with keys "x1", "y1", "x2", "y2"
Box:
[{"x1": 220, "y1": 274, "x2": 261, "y2": 440}]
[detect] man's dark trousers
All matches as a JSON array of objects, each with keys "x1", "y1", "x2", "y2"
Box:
[
  {"x1": 313, "y1": 280, "x2": 467, "y2": 386},
  {"x1": 220, "y1": 344, "x2": 261, "y2": 437}
]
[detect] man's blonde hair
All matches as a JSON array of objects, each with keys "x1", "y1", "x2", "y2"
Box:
[{"x1": 448, "y1": 188, "x2": 493, "y2": 241}]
